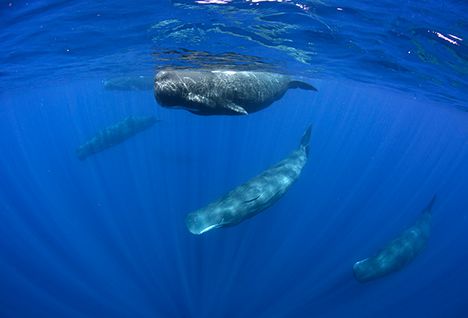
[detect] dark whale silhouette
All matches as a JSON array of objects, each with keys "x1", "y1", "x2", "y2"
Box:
[
  {"x1": 185, "y1": 125, "x2": 312, "y2": 235},
  {"x1": 353, "y1": 195, "x2": 437, "y2": 283},
  {"x1": 76, "y1": 116, "x2": 159, "y2": 160},
  {"x1": 154, "y1": 69, "x2": 317, "y2": 115}
]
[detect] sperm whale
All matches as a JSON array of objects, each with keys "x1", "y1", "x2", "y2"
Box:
[
  {"x1": 76, "y1": 116, "x2": 159, "y2": 160},
  {"x1": 154, "y1": 69, "x2": 317, "y2": 115},
  {"x1": 353, "y1": 195, "x2": 437, "y2": 282},
  {"x1": 185, "y1": 125, "x2": 312, "y2": 235}
]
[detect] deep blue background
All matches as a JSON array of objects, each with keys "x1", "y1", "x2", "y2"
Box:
[
  {"x1": 1, "y1": 80, "x2": 467, "y2": 317},
  {"x1": 0, "y1": 1, "x2": 468, "y2": 318}
]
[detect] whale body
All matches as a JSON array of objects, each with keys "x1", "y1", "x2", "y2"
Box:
[
  {"x1": 154, "y1": 69, "x2": 317, "y2": 115},
  {"x1": 353, "y1": 195, "x2": 436, "y2": 283},
  {"x1": 76, "y1": 116, "x2": 159, "y2": 160},
  {"x1": 185, "y1": 125, "x2": 312, "y2": 235}
]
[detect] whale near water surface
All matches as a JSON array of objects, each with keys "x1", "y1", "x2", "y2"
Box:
[{"x1": 154, "y1": 69, "x2": 317, "y2": 115}]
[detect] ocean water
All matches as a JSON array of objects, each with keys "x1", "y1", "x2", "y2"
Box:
[{"x1": 0, "y1": 1, "x2": 467, "y2": 317}]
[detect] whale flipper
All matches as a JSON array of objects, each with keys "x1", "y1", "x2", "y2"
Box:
[
  {"x1": 288, "y1": 80, "x2": 318, "y2": 91},
  {"x1": 244, "y1": 194, "x2": 262, "y2": 203}
]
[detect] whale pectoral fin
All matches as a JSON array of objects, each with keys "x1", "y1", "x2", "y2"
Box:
[
  {"x1": 289, "y1": 80, "x2": 318, "y2": 91},
  {"x1": 226, "y1": 103, "x2": 248, "y2": 115},
  {"x1": 244, "y1": 194, "x2": 261, "y2": 203}
]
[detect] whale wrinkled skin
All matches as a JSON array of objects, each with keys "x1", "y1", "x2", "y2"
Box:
[
  {"x1": 154, "y1": 69, "x2": 317, "y2": 115},
  {"x1": 185, "y1": 125, "x2": 312, "y2": 235},
  {"x1": 353, "y1": 195, "x2": 437, "y2": 283}
]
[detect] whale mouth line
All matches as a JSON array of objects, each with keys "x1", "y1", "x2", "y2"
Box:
[
  {"x1": 194, "y1": 224, "x2": 219, "y2": 235},
  {"x1": 189, "y1": 217, "x2": 226, "y2": 235}
]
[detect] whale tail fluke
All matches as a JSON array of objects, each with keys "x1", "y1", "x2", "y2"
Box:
[
  {"x1": 423, "y1": 194, "x2": 437, "y2": 215},
  {"x1": 289, "y1": 80, "x2": 318, "y2": 91},
  {"x1": 300, "y1": 125, "x2": 312, "y2": 156}
]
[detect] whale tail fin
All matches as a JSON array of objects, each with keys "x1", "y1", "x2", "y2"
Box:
[
  {"x1": 423, "y1": 194, "x2": 437, "y2": 215},
  {"x1": 289, "y1": 80, "x2": 318, "y2": 91},
  {"x1": 300, "y1": 125, "x2": 312, "y2": 156}
]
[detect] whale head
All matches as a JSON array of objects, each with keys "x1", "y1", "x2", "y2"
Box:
[
  {"x1": 154, "y1": 69, "x2": 219, "y2": 115},
  {"x1": 185, "y1": 210, "x2": 225, "y2": 235},
  {"x1": 353, "y1": 255, "x2": 397, "y2": 283},
  {"x1": 353, "y1": 259, "x2": 375, "y2": 283},
  {"x1": 154, "y1": 70, "x2": 206, "y2": 109},
  {"x1": 154, "y1": 70, "x2": 187, "y2": 107},
  {"x1": 185, "y1": 212, "x2": 222, "y2": 235}
]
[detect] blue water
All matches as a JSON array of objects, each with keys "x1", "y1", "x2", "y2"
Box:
[{"x1": 1, "y1": 1, "x2": 467, "y2": 317}]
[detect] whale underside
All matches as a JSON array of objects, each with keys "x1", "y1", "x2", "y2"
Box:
[
  {"x1": 154, "y1": 69, "x2": 317, "y2": 115},
  {"x1": 185, "y1": 125, "x2": 312, "y2": 235}
]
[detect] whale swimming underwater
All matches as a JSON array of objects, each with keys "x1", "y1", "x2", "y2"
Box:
[
  {"x1": 353, "y1": 195, "x2": 437, "y2": 283},
  {"x1": 76, "y1": 116, "x2": 159, "y2": 160},
  {"x1": 185, "y1": 125, "x2": 312, "y2": 235},
  {"x1": 154, "y1": 69, "x2": 317, "y2": 115}
]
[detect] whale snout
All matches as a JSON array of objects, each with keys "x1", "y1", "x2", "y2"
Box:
[
  {"x1": 154, "y1": 71, "x2": 187, "y2": 107},
  {"x1": 353, "y1": 259, "x2": 370, "y2": 282},
  {"x1": 185, "y1": 212, "x2": 221, "y2": 235},
  {"x1": 185, "y1": 213, "x2": 202, "y2": 235}
]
